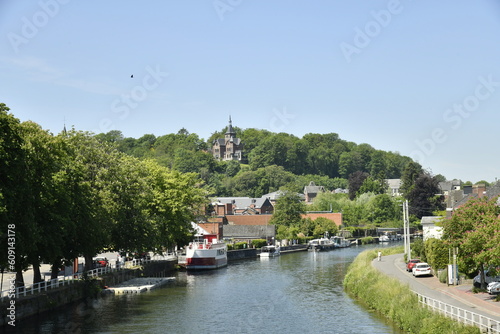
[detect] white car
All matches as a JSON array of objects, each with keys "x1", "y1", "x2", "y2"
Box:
[
  {"x1": 412, "y1": 263, "x2": 432, "y2": 277},
  {"x1": 487, "y1": 281, "x2": 500, "y2": 295}
]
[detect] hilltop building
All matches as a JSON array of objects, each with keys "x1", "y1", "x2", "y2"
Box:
[
  {"x1": 212, "y1": 117, "x2": 243, "y2": 161},
  {"x1": 304, "y1": 181, "x2": 325, "y2": 203}
]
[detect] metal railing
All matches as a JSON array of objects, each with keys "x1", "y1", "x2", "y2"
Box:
[
  {"x1": 416, "y1": 292, "x2": 500, "y2": 333},
  {"x1": 0, "y1": 254, "x2": 177, "y2": 301}
]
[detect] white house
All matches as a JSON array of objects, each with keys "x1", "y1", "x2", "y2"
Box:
[{"x1": 420, "y1": 216, "x2": 443, "y2": 241}]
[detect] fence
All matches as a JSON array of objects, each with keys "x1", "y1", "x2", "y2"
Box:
[
  {"x1": 0, "y1": 254, "x2": 176, "y2": 301},
  {"x1": 416, "y1": 292, "x2": 500, "y2": 333}
]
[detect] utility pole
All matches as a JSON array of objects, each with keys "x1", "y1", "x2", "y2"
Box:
[
  {"x1": 406, "y1": 200, "x2": 411, "y2": 260},
  {"x1": 403, "y1": 200, "x2": 407, "y2": 259},
  {"x1": 403, "y1": 200, "x2": 411, "y2": 260}
]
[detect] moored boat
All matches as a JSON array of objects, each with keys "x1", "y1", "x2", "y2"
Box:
[
  {"x1": 185, "y1": 233, "x2": 227, "y2": 270},
  {"x1": 259, "y1": 245, "x2": 281, "y2": 257},
  {"x1": 331, "y1": 236, "x2": 352, "y2": 248},
  {"x1": 378, "y1": 235, "x2": 390, "y2": 242},
  {"x1": 307, "y1": 237, "x2": 336, "y2": 251}
]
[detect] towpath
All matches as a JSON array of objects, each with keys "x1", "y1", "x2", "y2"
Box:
[{"x1": 372, "y1": 253, "x2": 500, "y2": 322}]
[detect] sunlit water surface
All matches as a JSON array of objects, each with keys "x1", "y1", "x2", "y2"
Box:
[{"x1": 4, "y1": 243, "x2": 403, "y2": 334}]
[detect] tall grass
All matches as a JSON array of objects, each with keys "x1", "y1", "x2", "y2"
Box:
[{"x1": 343, "y1": 247, "x2": 479, "y2": 334}]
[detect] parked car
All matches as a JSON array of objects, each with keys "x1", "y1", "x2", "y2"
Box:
[
  {"x1": 487, "y1": 281, "x2": 500, "y2": 295},
  {"x1": 473, "y1": 270, "x2": 500, "y2": 288},
  {"x1": 406, "y1": 259, "x2": 421, "y2": 272},
  {"x1": 413, "y1": 263, "x2": 432, "y2": 277},
  {"x1": 93, "y1": 257, "x2": 108, "y2": 268}
]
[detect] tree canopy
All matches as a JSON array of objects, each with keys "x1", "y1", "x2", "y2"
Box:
[
  {"x1": 96, "y1": 128, "x2": 414, "y2": 198},
  {"x1": 0, "y1": 105, "x2": 207, "y2": 285},
  {"x1": 441, "y1": 196, "x2": 500, "y2": 288}
]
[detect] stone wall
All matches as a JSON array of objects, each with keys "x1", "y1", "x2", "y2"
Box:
[
  {"x1": 227, "y1": 249, "x2": 257, "y2": 260},
  {"x1": 0, "y1": 260, "x2": 177, "y2": 327}
]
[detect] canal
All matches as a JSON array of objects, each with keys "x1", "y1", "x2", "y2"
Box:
[{"x1": 5, "y1": 243, "x2": 404, "y2": 333}]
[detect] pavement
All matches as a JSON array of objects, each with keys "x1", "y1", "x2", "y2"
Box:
[{"x1": 373, "y1": 253, "x2": 500, "y2": 322}]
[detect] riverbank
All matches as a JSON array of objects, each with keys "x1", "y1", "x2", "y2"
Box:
[
  {"x1": 343, "y1": 247, "x2": 480, "y2": 334},
  {"x1": 0, "y1": 260, "x2": 176, "y2": 327}
]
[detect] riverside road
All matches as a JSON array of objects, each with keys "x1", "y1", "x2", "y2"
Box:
[{"x1": 373, "y1": 253, "x2": 500, "y2": 322}]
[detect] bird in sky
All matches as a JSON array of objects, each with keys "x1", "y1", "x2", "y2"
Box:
[{"x1": 131, "y1": 74, "x2": 134, "y2": 78}]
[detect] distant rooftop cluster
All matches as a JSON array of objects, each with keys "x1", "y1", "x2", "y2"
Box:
[{"x1": 438, "y1": 180, "x2": 500, "y2": 217}]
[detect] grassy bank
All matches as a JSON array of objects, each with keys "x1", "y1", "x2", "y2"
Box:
[{"x1": 343, "y1": 247, "x2": 479, "y2": 334}]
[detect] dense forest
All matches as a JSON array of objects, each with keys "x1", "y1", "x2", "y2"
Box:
[
  {"x1": 95, "y1": 126, "x2": 415, "y2": 198},
  {"x1": 95, "y1": 125, "x2": 445, "y2": 234}
]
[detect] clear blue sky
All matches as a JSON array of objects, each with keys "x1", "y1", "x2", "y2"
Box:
[{"x1": 2, "y1": 1, "x2": 500, "y2": 183}]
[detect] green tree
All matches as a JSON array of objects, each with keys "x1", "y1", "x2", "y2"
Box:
[
  {"x1": 19, "y1": 121, "x2": 73, "y2": 283},
  {"x1": 441, "y1": 196, "x2": 500, "y2": 288},
  {"x1": 406, "y1": 173, "x2": 444, "y2": 218},
  {"x1": 312, "y1": 217, "x2": 339, "y2": 238},
  {"x1": 424, "y1": 238, "x2": 449, "y2": 270},
  {"x1": 348, "y1": 171, "x2": 369, "y2": 200},
  {"x1": 269, "y1": 191, "x2": 305, "y2": 227},
  {"x1": 142, "y1": 160, "x2": 207, "y2": 250},
  {"x1": 0, "y1": 104, "x2": 33, "y2": 287},
  {"x1": 63, "y1": 130, "x2": 117, "y2": 270},
  {"x1": 400, "y1": 161, "x2": 423, "y2": 196},
  {"x1": 357, "y1": 176, "x2": 387, "y2": 197},
  {"x1": 339, "y1": 151, "x2": 364, "y2": 179},
  {"x1": 368, "y1": 194, "x2": 398, "y2": 225}
]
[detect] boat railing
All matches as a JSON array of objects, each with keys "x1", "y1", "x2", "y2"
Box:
[{"x1": 191, "y1": 242, "x2": 213, "y2": 249}]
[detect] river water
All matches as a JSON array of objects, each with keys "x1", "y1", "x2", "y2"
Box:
[{"x1": 6, "y1": 243, "x2": 403, "y2": 334}]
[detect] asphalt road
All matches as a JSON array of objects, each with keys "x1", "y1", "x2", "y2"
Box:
[{"x1": 373, "y1": 253, "x2": 500, "y2": 322}]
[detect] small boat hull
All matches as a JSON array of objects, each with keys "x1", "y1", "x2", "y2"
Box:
[{"x1": 259, "y1": 246, "x2": 281, "y2": 257}]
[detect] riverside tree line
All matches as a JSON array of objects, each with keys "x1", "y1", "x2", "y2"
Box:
[
  {"x1": 0, "y1": 104, "x2": 206, "y2": 287},
  {"x1": 0, "y1": 102, "x2": 465, "y2": 288}
]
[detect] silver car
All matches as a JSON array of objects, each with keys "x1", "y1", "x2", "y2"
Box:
[{"x1": 487, "y1": 281, "x2": 500, "y2": 295}]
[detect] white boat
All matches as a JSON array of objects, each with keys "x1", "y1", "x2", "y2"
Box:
[
  {"x1": 185, "y1": 233, "x2": 227, "y2": 270},
  {"x1": 379, "y1": 235, "x2": 390, "y2": 242},
  {"x1": 259, "y1": 245, "x2": 281, "y2": 257},
  {"x1": 307, "y1": 238, "x2": 336, "y2": 251},
  {"x1": 331, "y1": 236, "x2": 352, "y2": 248}
]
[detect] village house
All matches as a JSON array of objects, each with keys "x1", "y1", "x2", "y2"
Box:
[
  {"x1": 420, "y1": 216, "x2": 443, "y2": 241},
  {"x1": 385, "y1": 179, "x2": 402, "y2": 197},
  {"x1": 304, "y1": 181, "x2": 325, "y2": 203},
  {"x1": 212, "y1": 197, "x2": 274, "y2": 216}
]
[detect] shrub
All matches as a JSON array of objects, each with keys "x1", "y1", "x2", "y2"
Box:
[
  {"x1": 438, "y1": 268, "x2": 448, "y2": 284},
  {"x1": 360, "y1": 236, "x2": 374, "y2": 244},
  {"x1": 472, "y1": 287, "x2": 487, "y2": 294},
  {"x1": 252, "y1": 239, "x2": 267, "y2": 248},
  {"x1": 233, "y1": 242, "x2": 247, "y2": 250}
]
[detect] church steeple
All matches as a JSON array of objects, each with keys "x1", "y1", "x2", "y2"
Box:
[{"x1": 226, "y1": 115, "x2": 235, "y2": 135}]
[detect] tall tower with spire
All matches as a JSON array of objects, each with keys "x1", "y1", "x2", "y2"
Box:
[{"x1": 212, "y1": 116, "x2": 243, "y2": 161}]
